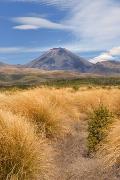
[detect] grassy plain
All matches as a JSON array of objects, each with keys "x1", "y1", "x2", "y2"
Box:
[{"x1": 0, "y1": 84, "x2": 119, "y2": 179}]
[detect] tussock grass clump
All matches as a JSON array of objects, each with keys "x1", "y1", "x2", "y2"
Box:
[
  {"x1": 0, "y1": 110, "x2": 46, "y2": 180},
  {"x1": 72, "y1": 89, "x2": 120, "y2": 114},
  {"x1": 2, "y1": 93, "x2": 62, "y2": 138},
  {"x1": 0, "y1": 88, "x2": 80, "y2": 138},
  {"x1": 72, "y1": 85, "x2": 79, "y2": 91},
  {"x1": 87, "y1": 105, "x2": 113, "y2": 153},
  {"x1": 0, "y1": 87, "x2": 119, "y2": 178},
  {"x1": 97, "y1": 120, "x2": 120, "y2": 168}
]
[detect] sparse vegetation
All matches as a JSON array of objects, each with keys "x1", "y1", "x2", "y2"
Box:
[{"x1": 0, "y1": 69, "x2": 120, "y2": 88}]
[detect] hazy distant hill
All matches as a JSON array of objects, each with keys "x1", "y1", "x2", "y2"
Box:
[
  {"x1": 0, "y1": 61, "x2": 9, "y2": 67},
  {"x1": 0, "y1": 67, "x2": 94, "y2": 87},
  {"x1": 90, "y1": 60, "x2": 120, "y2": 74}
]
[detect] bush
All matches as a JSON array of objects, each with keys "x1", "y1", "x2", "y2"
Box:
[
  {"x1": 0, "y1": 111, "x2": 46, "y2": 180},
  {"x1": 97, "y1": 120, "x2": 120, "y2": 168},
  {"x1": 87, "y1": 105, "x2": 113, "y2": 153},
  {"x1": 72, "y1": 85, "x2": 79, "y2": 91}
]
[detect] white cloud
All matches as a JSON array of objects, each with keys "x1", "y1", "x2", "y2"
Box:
[
  {"x1": 90, "y1": 46, "x2": 120, "y2": 64},
  {"x1": 10, "y1": 0, "x2": 120, "y2": 51},
  {"x1": 0, "y1": 45, "x2": 98, "y2": 54},
  {"x1": 63, "y1": 0, "x2": 120, "y2": 47},
  {"x1": 90, "y1": 53, "x2": 114, "y2": 64},
  {"x1": 36, "y1": 0, "x2": 75, "y2": 9},
  {"x1": 0, "y1": 47, "x2": 46, "y2": 53},
  {"x1": 0, "y1": 45, "x2": 105, "y2": 56},
  {"x1": 0, "y1": 47, "x2": 21, "y2": 53},
  {"x1": 109, "y1": 47, "x2": 120, "y2": 56},
  {"x1": 13, "y1": 16, "x2": 71, "y2": 30},
  {"x1": 14, "y1": 25, "x2": 39, "y2": 30},
  {"x1": 6, "y1": 0, "x2": 76, "y2": 9}
]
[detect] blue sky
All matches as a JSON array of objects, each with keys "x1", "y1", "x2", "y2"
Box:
[{"x1": 0, "y1": 0, "x2": 120, "y2": 64}]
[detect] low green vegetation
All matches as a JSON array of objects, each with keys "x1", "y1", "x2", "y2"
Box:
[
  {"x1": 43, "y1": 77, "x2": 120, "y2": 88},
  {"x1": 87, "y1": 105, "x2": 114, "y2": 153},
  {"x1": 0, "y1": 76, "x2": 120, "y2": 91}
]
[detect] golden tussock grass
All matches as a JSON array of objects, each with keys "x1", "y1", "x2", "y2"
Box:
[
  {"x1": 0, "y1": 88, "x2": 80, "y2": 137},
  {"x1": 0, "y1": 93, "x2": 62, "y2": 138},
  {"x1": 0, "y1": 110, "x2": 50, "y2": 180},
  {"x1": 97, "y1": 119, "x2": 120, "y2": 168},
  {"x1": 0, "y1": 87, "x2": 120, "y2": 138},
  {"x1": 72, "y1": 88, "x2": 120, "y2": 114},
  {"x1": 0, "y1": 86, "x2": 119, "y2": 178}
]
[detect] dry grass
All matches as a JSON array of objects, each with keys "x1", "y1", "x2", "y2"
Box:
[
  {"x1": 0, "y1": 88, "x2": 80, "y2": 137},
  {"x1": 0, "y1": 94, "x2": 61, "y2": 138},
  {"x1": 0, "y1": 110, "x2": 48, "y2": 180},
  {"x1": 0, "y1": 87, "x2": 120, "y2": 138},
  {"x1": 72, "y1": 88, "x2": 120, "y2": 114},
  {"x1": 97, "y1": 119, "x2": 120, "y2": 168},
  {"x1": 0, "y1": 86, "x2": 119, "y2": 178}
]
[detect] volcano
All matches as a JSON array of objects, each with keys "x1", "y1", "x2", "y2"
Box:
[{"x1": 25, "y1": 48, "x2": 92, "y2": 72}]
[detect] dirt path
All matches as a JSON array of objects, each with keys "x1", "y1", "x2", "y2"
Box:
[{"x1": 51, "y1": 116, "x2": 119, "y2": 180}]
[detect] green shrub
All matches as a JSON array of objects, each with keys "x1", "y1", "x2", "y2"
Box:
[
  {"x1": 72, "y1": 85, "x2": 79, "y2": 91},
  {"x1": 87, "y1": 105, "x2": 113, "y2": 153},
  {"x1": 87, "y1": 86, "x2": 93, "y2": 89}
]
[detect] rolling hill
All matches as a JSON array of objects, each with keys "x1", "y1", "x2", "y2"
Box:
[{"x1": 90, "y1": 60, "x2": 120, "y2": 74}]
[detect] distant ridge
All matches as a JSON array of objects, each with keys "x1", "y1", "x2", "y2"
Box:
[
  {"x1": 0, "y1": 61, "x2": 8, "y2": 67},
  {"x1": 0, "y1": 47, "x2": 120, "y2": 75},
  {"x1": 90, "y1": 60, "x2": 120, "y2": 74}
]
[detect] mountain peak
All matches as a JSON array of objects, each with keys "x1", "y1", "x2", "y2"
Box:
[
  {"x1": 48, "y1": 47, "x2": 67, "y2": 55},
  {"x1": 50, "y1": 47, "x2": 65, "y2": 51},
  {"x1": 25, "y1": 48, "x2": 92, "y2": 72}
]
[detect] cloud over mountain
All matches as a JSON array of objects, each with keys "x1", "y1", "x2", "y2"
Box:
[{"x1": 90, "y1": 47, "x2": 120, "y2": 64}]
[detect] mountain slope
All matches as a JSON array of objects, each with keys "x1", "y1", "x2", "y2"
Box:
[
  {"x1": 0, "y1": 48, "x2": 120, "y2": 76},
  {"x1": 90, "y1": 60, "x2": 120, "y2": 74},
  {"x1": 25, "y1": 48, "x2": 92, "y2": 72},
  {"x1": 0, "y1": 61, "x2": 9, "y2": 67},
  {"x1": 98, "y1": 60, "x2": 120, "y2": 68}
]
